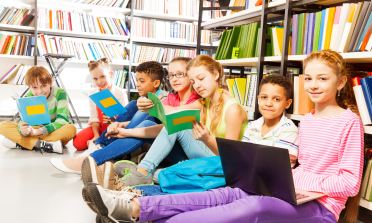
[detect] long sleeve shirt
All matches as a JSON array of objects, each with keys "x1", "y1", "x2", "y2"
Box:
[
  {"x1": 18, "y1": 87, "x2": 70, "y2": 135},
  {"x1": 292, "y1": 109, "x2": 364, "y2": 220}
]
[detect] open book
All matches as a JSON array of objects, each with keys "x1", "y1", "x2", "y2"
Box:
[
  {"x1": 148, "y1": 92, "x2": 200, "y2": 135},
  {"x1": 13, "y1": 91, "x2": 51, "y2": 126},
  {"x1": 87, "y1": 89, "x2": 127, "y2": 118}
]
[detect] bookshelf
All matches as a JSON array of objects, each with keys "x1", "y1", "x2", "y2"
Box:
[{"x1": 133, "y1": 10, "x2": 199, "y2": 22}]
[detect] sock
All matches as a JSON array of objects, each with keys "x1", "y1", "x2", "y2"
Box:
[{"x1": 136, "y1": 167, "x2": 150, "y2": 177}]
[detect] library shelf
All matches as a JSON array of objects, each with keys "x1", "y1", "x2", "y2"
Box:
[
  {"x1": 36, "y1": 58, "x2": 132, "y2": 66},
  {"x1": 360, "y1": 198, "x2": 372, "y2": 211},
  {"x1": 133, "y1": 10, "x2": 198, "y2": 22},
  {"x1": 37, "y1": 0, "x2": 131, "y2": 14},
  {"x1": 0, "y1": 24, "x2": 34, "y2": 33},
  {"x1": 0, "y1": 54, "x2": 34, "y2": 60},
  {"x1": 38, "y1": 28, "x2": 129, "y2": 41},
  {"x1": 132, "y1": 37, "x2": 210, "y2": 48}
]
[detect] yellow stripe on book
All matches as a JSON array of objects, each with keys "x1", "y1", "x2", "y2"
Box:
[
  {"x1": 173, "y1": 116, "x2": 196, "y2": 125},
  {"x1": 26, "y1": 105, "x2": 46, "y2": 115},
  {"x1": 100, "y1": 97, "x2": 117, "y2": 108}
]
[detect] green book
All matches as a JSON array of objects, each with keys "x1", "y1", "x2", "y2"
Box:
[
  {"x1": 361, "y1": 158, "x2": 372, "y2": 199},
  {"x1": 239, "y1": 24, "x2": 251, "y2": 58},
  {"x1": 214, "y1": 31, "x2": 226, "y2": 60},
  {"x1": 222, "y1": 30, "x2": 232, "y2": 59},
  {"x1": 249, "y1": 23, "x2": 259, "y2": 58},
  {"x1": 148, "y1": 92, "x2": 200, "y2": 135},
  {"x1": 223, "y1": 25, "x2": 241, "y2": 60},
  {"x1": 313, "y1": 11, "x2": 322, "y2": 52},
  {"x1": 254, "y1": 27, "x2": 261, "y2": 57},
  {"x1": 297, "y1": 13, "x2": 304, "y2": 55},
  {"x1": 5, "y1": 35, "x2": 16, "y2": 55},
  {"x1": 265, "y1": 27, "x2": 273, "y2": 56}
]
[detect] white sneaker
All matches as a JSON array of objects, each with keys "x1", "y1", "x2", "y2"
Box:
[
  {"x1": 50, "y1": 158, "x2": 81, "y2": 174},
  {"x1": 82, "y1": 183, "x2": 140, "y2": 223},
  {"x1": 2, "y1": 137, "x2": 17, "y2": 149},
  {"x1": 36, "y1": 140, "x2": 63, "y2": 154},
  {"x1": 76, "y1": 140, "x2": 101, "y2": 158}
]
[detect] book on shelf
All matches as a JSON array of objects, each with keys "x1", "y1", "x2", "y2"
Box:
[
  {"x1": 291, "y1": 75, "x2": 314, "y2": 115},
  {"x1": 0, "y1": 6, "x2": 35, "y2": 26},
  {"x1": 0, "y1": 33, "x2": 36, "y2": 57},
  {"x1": 148, "y1": 92, "x2": 200, "y2": 135},
  {"x1": 131, "y1": 44, "x2": 207, "y2": 63},
  {"x1": 352, "y1": 77, "x2": 372, "y2": 126},
  {"x1": 133, "y1": 0, "x2": 199, "y2": 19},
  {"x1": 112, "y1": 69, "x2": 128, "y2": 89},
  {"x1": 72, "y1": 0, "x2": 130, "y2": 8},
  {"x1": 0, "y1": 64, "x2": 31, "y2": 85},
  {"x1": 202, "y1": 1, "x2": 223, "y2": 20},
  {"x1": 37, "y1": 8, "x2": 130, "y2": 36},
  {"x1": 132, "y1": 18, "x2": 211, "y2": 44},
  {"x1": 37, "y1": 34, "x2": 129, "y2": 61}
]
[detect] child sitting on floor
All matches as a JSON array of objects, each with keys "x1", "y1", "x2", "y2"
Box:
[
  {"x1": 0, "y1": 66, "x2": 76, "y2": 154},
  {"x1": 72, "y1": 58, "x2": 128, "y2": 151}
]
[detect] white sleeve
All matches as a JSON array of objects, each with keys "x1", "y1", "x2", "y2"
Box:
[{"x1": 88, "y1": 89, "x2": 100, "y2": 126}]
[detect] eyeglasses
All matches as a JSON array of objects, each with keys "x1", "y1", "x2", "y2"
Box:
[{"x1": 166, "y1": 72, "x2": 187, "y2": 80}]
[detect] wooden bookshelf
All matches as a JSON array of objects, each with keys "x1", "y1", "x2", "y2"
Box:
[
  {"x1": 38, "y1": 28, "x2": 129, "y2": 41},
  {"x1": 133, "y1": 10, "x2": 199, "y2": 22}
]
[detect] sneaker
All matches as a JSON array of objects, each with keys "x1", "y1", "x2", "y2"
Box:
[
  {"x1": 102, "y1": 161, "x2": 116, "y2": 190},
  {"x1": 76, "y1": 140, "x2": 101, "y2": 158},
  {"x1": 82, "y1": 183, "x2": 140, "y2": 223},
  {"x1": 2, "y1": 137, "x2": 16, "y2": 149},
  {"x1": 82, "y1": 156, "x2": 103, "y2": 187},
  {"x1": 113, "y1": 160, "x2": 137, "y2": 178},
  {"x1": 35, "y1": 140, "x2": 63, "y2": 154},
  {"x1": 120, "y1": 167, "x2": 154, "y2": 187}
]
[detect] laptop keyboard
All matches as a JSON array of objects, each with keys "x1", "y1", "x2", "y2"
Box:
[{"x1": 296, "y1": 193, "x2": 309, "y2": 200}]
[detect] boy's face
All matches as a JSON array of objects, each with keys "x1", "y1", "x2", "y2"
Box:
[
  {"x1": 136, "y1": 72, "x2": 160, "y2": 96},
  {"x1": 30, "y1": 81, "x2": 52, "y2": 98},
  {"x1": 258, "y1": 83, "x2": 292, "y2": 120}
]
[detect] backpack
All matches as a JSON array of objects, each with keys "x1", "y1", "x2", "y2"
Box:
[{"x1": 158, "y1": 156, "x2": 226, "y2": 194}]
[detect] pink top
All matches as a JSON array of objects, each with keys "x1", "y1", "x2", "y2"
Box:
[
  {"x1": 162, "y1": 91, "x2": 200, "y2": 107},
  {"x1": 292, "y1": 109, "x2": 364, "y2": 220}
]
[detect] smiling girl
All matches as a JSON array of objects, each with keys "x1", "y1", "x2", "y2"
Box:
[
  {"x1": 115, "y1": 55, "x2": 248, "y2": 187},
  {"x1": 72, "y1": 58, "x2": 128, "y2": 151}
]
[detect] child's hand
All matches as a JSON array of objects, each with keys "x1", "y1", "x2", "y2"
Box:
[
  {"x1": 107, "y1": 128, "x2": 128, "y2": 139},
  {"x1": 192, "y1": 121, "x2": 211, "y2": 143},
  {"x1": 102, "y1": 113, "x2": 115, "y2": 124},
  {"x1": 107, "y1": 122, "x2": 121, "y2": 135},
  {"x1": 91, "y1": 135, "x2": 100, "y2": 144},
  {"x1": 20, "y1": 122, "x2": 31, "y2": 136},
  {"x1": 137, "y1": 97, "x2": 154, "y2": 113}
]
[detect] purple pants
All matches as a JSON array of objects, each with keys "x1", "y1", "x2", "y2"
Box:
[{"x1": 138, "y1": 187, "x2": 336, "y2": 223}]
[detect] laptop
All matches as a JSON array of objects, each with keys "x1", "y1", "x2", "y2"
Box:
[{"x1": 216, "y1": 138, "x2": 326, "y2": 205}]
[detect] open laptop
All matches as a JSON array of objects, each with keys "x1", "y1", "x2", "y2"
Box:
[{"x1": 216, "y1": 138, "x2": 326, "y2": 205}]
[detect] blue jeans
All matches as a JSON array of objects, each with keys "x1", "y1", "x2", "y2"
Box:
[
  {"x1": 95, "y1": 100, "x2": 154, "y2": 147},
  {"x1": 133, "y1": 185, "x2": 167, "y2": 196},
  {"x1": 139, "y1": 128, "x2": 215, "y2": 173}
]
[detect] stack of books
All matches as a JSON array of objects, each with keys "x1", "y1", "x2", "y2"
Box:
[
  {"x1": 0, "y1": 6, "x2": 35, "y2": 26},
  {"x1": 38, "y1": 8, "x2": 130, "y2": 36},
  {"x1": 133, "y1": 0, "x2": 199, "y2": 18},
  {"x1": 0, "y1": 64, "x2": 31, "y2": 85},
  {"x1": 132, "y1": 18, "x2": 210, "y2": 44},
  {"x1": 132, "y1": 44, "x2": 206, "y2": 63},
  {"x1": 37, "y1": 34, "x2": 129, "y2": 61},
  {"x1": 0, "y1": 34, "x2": 35, "y2": 57},
  {"x1": 112, "y1": 69, "x2": 128, "y2": 88},
  {"x1": 71, "y1": 0, "x2": 130, "y2": 8},
  {"x1": 351, "y1": 77, "x2": 372, "y2": 126}
]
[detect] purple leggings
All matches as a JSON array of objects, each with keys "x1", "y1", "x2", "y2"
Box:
[{"x1": 138, "y1": 187, "x2": 336, "y2": 223}]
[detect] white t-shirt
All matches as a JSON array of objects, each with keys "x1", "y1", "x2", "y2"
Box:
[
  {"x1": 88, "y1": 85, "x2": 129, "y2": 125},
  {"x1": 242, "y1": 113, "x2": 299, "y2": 167}
]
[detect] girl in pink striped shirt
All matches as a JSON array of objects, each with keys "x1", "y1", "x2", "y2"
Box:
[{"x1": 81, "y1": 50, "x2": 364, "y2": 223}]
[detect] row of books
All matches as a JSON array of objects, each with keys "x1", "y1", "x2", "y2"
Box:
[
  {"x1": 112, "y1": 69, "x2": 128, "y2": 88},
  {"x1": 0, "y1": 6, "x2": 35, "y2": 26},
  {"x1": 0, "y1": 34, "x2": 35, "y2": 56},
  {"x1": 225, "y1": 67, "x2": 258, "y2": 107},
  {"x1": 132, "y1": 44, "x2": 204, "y2": 63},
  {"x1": 351, "y1": 77, "x2": 372, "y2": 126},
  {"x1": 292, "y1": 75, "x2": 314, "y2": 115},
  {"x1": 361, "y1": 155, "x2": 372, "y2": 201},
  {"x1": 132, "y1": 18, "x2": 210, "y2": 44},
  {"x1": 37, "y1": 8, "x2": 130, "y2": 36},
  {"x1": 291, "y1": 1, "x2": 372, "y2": 55},
  {"x1": 0, "y1": 64, "x2": 30, "y2": 85},
  {"x1": 201, "y1": 1, "x2": 223, "y2": 21},
  {"x1": 133, "y1": 0, "x2": 199, "y2": 18},
  {"x1": 36, "y1": 34, "x2": 129, "y2": 61},
  {"x1": 72, "y1": 0, "x2": 130, "y2": 8}
]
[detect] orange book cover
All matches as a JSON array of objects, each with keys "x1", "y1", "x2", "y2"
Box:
[
  {"x1": 324, "y1": 7, "x2": 336, "y2": 49},
  {"x1": 49, "y1": 10, "x2": 52, "y2": 29},
  {"x1": 39, "y1": 34, "x2": 48, "y2": 54},
  {"x1": 97, "y1": 18, "x2": 105, "y2": 34},
  {"x1": 0, "y1": 35, "x2": 10, "y2": 54},
  {"x1": 298, "y1": 75, "x2": 314, "y2": 114}
]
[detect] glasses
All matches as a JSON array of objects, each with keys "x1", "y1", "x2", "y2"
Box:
[{"x1": 166, "y1": 72, "x2": 187, "y2": 80}]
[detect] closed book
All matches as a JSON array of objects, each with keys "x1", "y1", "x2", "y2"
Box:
[
  {"x1": 0, "y1": 65, "x2": 16, "y2": 82},
  {"x1": 292, "y1": 14, "x2": 299, "y2": 55},
  {"x1": 325, "y1": 7, "x2": 336, "y2": 49},
  {"x1": 265, "y1": 27, "x2": 273, "y2": 56},
  {"x1": 0, "y1": 34, "x2": 9, "y2": 53},
  {"x1": 332, "y1": 4, "x2": 351, "y2": 51},
  {"x1": 243, "y1": 75, "x2": 252, "y2": 105},
  {"x1": 223, "y1": 25, "x2": 241, "y2": 59},
  {"x1": 349, "y1": 2, "x2": 370, "y2": 52},
  {"x1": 0, "y1": 64, "x2": 22, "y2": 84},
  {"x1": 20, "y1": 8, "x2": 35, "y2": 26},
  {"x1": 307, "y1": 13, "x2": 315, "y2": 54},
  {"x1": 4, "y1": 36, "x2": 16, "y2": 55},
  {"x1": 19, "y1": 36, "x2": 27, "y2": 56},
  {"x1": 303, "y1": 13, "x2": 310, "y2": 54},
  {"x1": 360, "y1": 14, "x2": 372, "y2": 51},
  {"x1": 22, "y1": 36, "x2": 29, "y2": 56},
  {"x1": 12, "y1": 36, "x2": 21, "y2": 55},
  {"x1": 297, "y1": 13, "x2": 304, "y2": 55},
  {"x1": 353, "y1": 2, "x2": 372, "y2": 51},
  {"x1": 234, "y1": 78, "x2": 246, "y2": 104},
  {"x1": 361, "y1": 78, "x2": 372, "y2": 122},
  {"x1": 313, "y1": 11, "x2": 322, "y2": 52},
  {"x1": 275, "y1": 26, "x2": 284, "y2": 56},
  {"x1": 353, "y1": 83, "x2": 372, "y2": 125},
  {"x1": 11, "y1": 65, "x2": 24, "y2": 85},
  {"x1": 298, "y1": 75, "x2": 313, "y2": 114},
  {"x1": 0, "y1": 7, "x2": 10, "y2": 22},
  {"x1": 361, "y1": 158, "x2": 372, "y2": 198},
  {"x1": 321, "y1": 8, "x2": 329, "y2": 50},
  {"x1": 293, "y1": 76, "x2": 299, "y2": 114},
  {"x1": 339, "y1": 4, "x2": 358, "y2": 52}
]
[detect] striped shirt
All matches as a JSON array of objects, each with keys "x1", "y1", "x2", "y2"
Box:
[
  {"x1": 18, "y1": 87, "x2": 70, "y2": 135},
  {"x1": 292, "y1": 109, "x2": 364, "y2": 220},
  {"x1": 242, "y1": 113, "x2": 299, "y2": 167}
]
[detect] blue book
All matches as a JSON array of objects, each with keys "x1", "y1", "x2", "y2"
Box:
[
  {"x1": 14, "y1": 91, "x2": 51, "y2": 126},
  {"x1": 318, "y1": 9, "x2": 326, "y2": 51},
  {"x1": 245, "y1": 0, "x2": 249, "y2": 9},
  {"x1": 357, "y1": 11, "x2": 372, "y2": 51},
  {"x1": 303, "y1": 13, "x2": 310, "y2": 54},
  {"x1": 87, "y1": 43, "x2": 97, "y2": 60},
  {"x1": 91, "y1": 43, "x2": 101, "y2": 60},
  {"x1": 119, "y1": 18, "x2": 130, "y2": 36},
  {"x1": 88, "y1": 89, "x2": 127, "y2": 118},
  {"x1": 361, "y1": 78, "x2": 372, "y2": 121},
  {"x1": 307, "y1": 13, "x2": 315, "y2": 54}
]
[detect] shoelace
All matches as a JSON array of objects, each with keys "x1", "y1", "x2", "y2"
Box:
[
  {"x1": 112, "y1": 176, "x2": 142, "y2": 197},
  {"x1": 34, "y1": 141, "x2": 54, "y2": 154},
  {"x1": 121, "y1": 172, "x2": 132, "y2": 181},
  {"x1": 105, "y1": 185, "x2": 142, "y2": 199}
]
